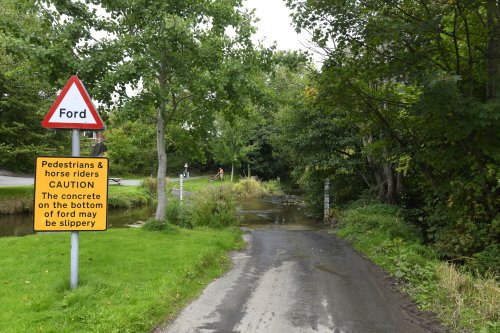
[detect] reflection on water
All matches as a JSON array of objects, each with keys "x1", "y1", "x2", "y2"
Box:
[
  {"x1": 0, "y1": 205, "x2": 156, "y2": 237},
  {"x1": 239, "y1": 196, "x2": 318, "y2": 230}
]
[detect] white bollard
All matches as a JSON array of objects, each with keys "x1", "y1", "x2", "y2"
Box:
[{"x1": 180, "y1": 174, "x2": 184, "y2": 201}]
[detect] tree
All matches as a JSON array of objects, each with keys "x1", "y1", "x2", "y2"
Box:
[
  {"x1": 284, "y1": 0, "x2": 500, "y2": 264},
  {"x1": 0, "y1": 0, "x2": 99, "y2": 172},
  {"x1": 209, "y1": 111, "x2": 260, "y2": 182},
  {"x1": 91, "y1": 0, "x2": 256, "y2": 220}
]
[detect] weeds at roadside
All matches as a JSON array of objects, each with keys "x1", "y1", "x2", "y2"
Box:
[{"x1": 336, "y1": 202, "x2": 500, "y2": 333}]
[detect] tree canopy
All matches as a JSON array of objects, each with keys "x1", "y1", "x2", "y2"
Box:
[{"x1": 276, "y1": 0, "x2": 500, "y2": 269}]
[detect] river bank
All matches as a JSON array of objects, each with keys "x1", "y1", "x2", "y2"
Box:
[{"x1": 0, "y1": 184, "x2": 152, "y2": 215}]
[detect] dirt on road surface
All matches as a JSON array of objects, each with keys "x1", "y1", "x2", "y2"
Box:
[{"x1": 157, "y1": 229, "x2": 447, "y2": 333}]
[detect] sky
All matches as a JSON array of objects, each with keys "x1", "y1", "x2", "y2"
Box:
[
  {"x1": 244, "y1": 0, "x2": 322, "y2": 65},
  {"x1": 244, "y1": 0, "x2": 307, "y2": 50}
]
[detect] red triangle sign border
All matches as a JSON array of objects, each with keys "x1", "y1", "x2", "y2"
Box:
[{"x1": 42, "y1": 75, "x2": 104, "y2": 130}]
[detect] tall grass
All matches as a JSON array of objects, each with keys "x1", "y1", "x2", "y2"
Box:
[
  {"x1": 336, "y1": 202, "x2": 500, "y2": 333},
  {"x1": 232, "y1": 177, "x2": 283, "y2": 197},
  {"x1": 166, "y1": 184, "x2": 241, "y2": 229},
  {"x1": 434, "y1": 263, "x2": 499, "y2": 331}
]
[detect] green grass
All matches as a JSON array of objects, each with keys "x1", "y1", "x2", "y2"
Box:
[
  {"x1": 107, "y1": 186, "x2": 152, "y2": 208},
  {"x1": 0, "y1": 186, "x2": 34, "y2": 214},
  {"x1": 336, "y1": 202, "x2": 500, "y2": 333},
  {"x1": 172, "y1": 176, "x2": 219, "y2": 193},
  {"x1": 0, "y1": 227, "x2": 243, "y2": 333},
  {"x1": 0, "y1": 186, "x2": 33, "y2": 200}
]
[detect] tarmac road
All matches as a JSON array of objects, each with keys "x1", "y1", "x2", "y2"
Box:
[
  {"x1": 159, "y1": 229, "x2": 445, "y2": 333},
  {"x1": 0, "y1": 176, "x2": 34, "y2": 187},
  {"x1": 0, "y1": 176, "x2": 141, "y2": 187}
]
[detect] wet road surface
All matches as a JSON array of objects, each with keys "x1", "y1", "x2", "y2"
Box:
[{"x1": 160, "y1": 228, "x2": 439, "y2": 333}]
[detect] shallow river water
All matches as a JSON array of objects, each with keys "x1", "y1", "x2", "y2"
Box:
[
  {"x1": 239, "y1": 196, "x2": 318, "y2": 230},
  {"x1": 0, "y1": 205, "x2": 156, "y2": 237},
  {"x1": 0, "y1": 195, "x2": 316, "y2": 237}
]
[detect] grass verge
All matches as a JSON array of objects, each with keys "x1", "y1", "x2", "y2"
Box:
[
  {"x1": 0, "y1": 227, "x2": 243, "y2": 333},
  {"x1": 107, "y1": 186, "x2": 152, "y2": 208},
  {"x1": 335, "y1": 202, "x2": 499, "y2": 333},
  {"x1": 0, "y1": 186, "x2": 34, "y2": 214}
]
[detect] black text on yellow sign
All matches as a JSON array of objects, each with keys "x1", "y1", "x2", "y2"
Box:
[{"x1": 34, "y1": 157, "x2": 109, "y2": 231}]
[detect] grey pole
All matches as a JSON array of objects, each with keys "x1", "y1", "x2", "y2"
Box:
[
  {"x1": 179, "y1": 174, "x2": 184, "y2": 201},
  {"x1": 70, "y1": 129, "x2": 80, "y2": 289}
]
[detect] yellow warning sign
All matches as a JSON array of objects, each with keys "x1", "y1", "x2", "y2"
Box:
[{"x1": 34, "y1": 157, "x2": 108, "y2": 231}]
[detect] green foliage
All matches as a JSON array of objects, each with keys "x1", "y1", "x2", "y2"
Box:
[
  {"x1": 169, "y1": 185, "x2": 241, "y2": 229},
  {"x1": 469, "y1": 243, "x2": 500, "y2": 277},
  {"x1": 262, "y1": 179, "x2": 284, "y2": 195},
  {"x1": 233, "y1": 177, "x2": 269, "y2": 198},
  {"x1": 209, "y1": 111, "x2": 261, "y2": 181},
  {"x1": 189, "y1": 185, "x2": 241, "y2": 228},
  {"x1": 0, "y1": 186, "x2": 33, "y2": 215},
  {"x1": 107, "y1": 186, "x2": 151, "y2": 209},
  {"x1": 0, "y1": 0, "x2": 116, "y2": 172},
  {"x1": 142, "y1": 218, "x2": 178, "y2": 232},
  {"x1": 165, "y1": 198, "x2": 194, "y2": 229},
  {"x1": 140, "y1": 177, "x2": 158, "y2": 196},
  {"x1": 105, "y1": 121, "x2": 157, "y2": 176},
  {"x1": 275, "y1": 0, "x2": 500, "y2": 269}
]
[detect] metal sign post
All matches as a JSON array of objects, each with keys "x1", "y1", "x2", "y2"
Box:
[
  {"x1": 37, "y1": 75, "x2": 106, "y2": 291},
  {"x1": 71, "y1": 129, "x2": 80, "y2": 289}
]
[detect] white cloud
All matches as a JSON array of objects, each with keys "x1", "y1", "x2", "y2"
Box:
[{"x1": 244, "y1": 0, "x2": 323, "y2": 65}]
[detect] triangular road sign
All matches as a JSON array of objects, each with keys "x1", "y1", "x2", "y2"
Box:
[{"x1": 42, "y1": 75, "x2": 104, "y2": 129}]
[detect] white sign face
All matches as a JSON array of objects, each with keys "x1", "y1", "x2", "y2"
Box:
[
  {"x1": 46, "y1": 82, "x2": 97, "y2": 124},
  {"x1": 42, "y1": 75, "x2": 104, "y2": 130}
]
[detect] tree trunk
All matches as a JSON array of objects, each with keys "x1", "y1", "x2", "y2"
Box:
[
  {"x1": 155, "y1": 101, "x2": 167, "y2": 221},
  {"x1": 363, "y1": 136, "x2": 385, "y2": 200},
  {"x1": 383, "y1": 148, "x2": 395, "y2": 204},
  {"x1": 383, "y1": 163, "x2": 395, "y2": 204},
  {"x1": 396, "y1": 170, "x2": 403, "y2": 198},
  {"x1": 486, "y1": 1, "x2": 500, "y2": 99},
  {"x1": 324, "y1": 178, "x2": 330, "y2": 223},
  {"x1": 231, "y1": 162, "x2": 234, "y2": 182}
]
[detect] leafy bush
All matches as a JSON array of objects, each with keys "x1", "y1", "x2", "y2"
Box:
[
  {"x1": 140, "y1": 177, "x2": 157, "y2": 196},
  {"x1": 105, "y1": 122, "x2": 157, "y2": 176},
  {"x1": 185, "y1": 184, "x2": 241, "y2": 228},
  {"x1": 142, "y1": 218, "x2": 178, "y2": 232},
  {"x1": 263, "y1": 179, "x2": 284, "y2": 195},
  {"x1": 233, "y1": 177, "x2": 269, "y2": 197},
  {"x1": 468, "y1": 243, "x2": 500, "y2": 276},
  {"x1": 165, "y1": 198, "x2": 193, "y2": 229}
]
